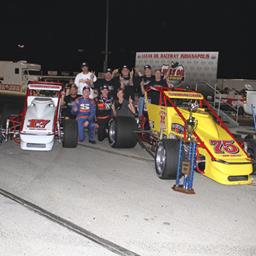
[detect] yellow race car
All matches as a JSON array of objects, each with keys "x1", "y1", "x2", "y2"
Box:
[{"x1": 108, "y1": 86, "x2": 253, "y2": 185}]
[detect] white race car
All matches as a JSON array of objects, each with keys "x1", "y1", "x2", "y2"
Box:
[{"x1": 0, "y1": 81, "x2": 78, "y2": 151}]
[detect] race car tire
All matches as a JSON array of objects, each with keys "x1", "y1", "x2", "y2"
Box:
[
  {"x1": 108, "y1": 116, "x2": 137, "y2": 148},
  {"x1": 155, "y1": 139, "x2": 179, "y2": 179},
  {"x1": 62, "y1": 119, "x2": 78, "y2": 148},
  {"x1": 245, "y1": 139, "x2": 256, "y2": 174}
]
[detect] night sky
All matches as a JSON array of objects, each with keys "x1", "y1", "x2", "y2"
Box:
[{"x1": 0, "y1": 0, "x2": 255, "y2": 78}]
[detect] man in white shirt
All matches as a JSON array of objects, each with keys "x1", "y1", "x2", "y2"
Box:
[{"x1": 74, "y1": 62, "x2": 97, "y2": 98}]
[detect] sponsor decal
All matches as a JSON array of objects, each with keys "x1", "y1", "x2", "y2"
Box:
[
  {"x1": 166, "y1": 62, "x2": 185, "y2": 86},
  {"x1": 104, "y1": 101, "x2": 112, "y2": 110},
  {"x1": 166, "y1": 91, "x2": 203, "y2": 99},
  {"x1": 149, "y1": 120, "x2": 154, "y2": 129},
  {"x1": 210, "y1": 140, "x2": 240, "y2": 155},
  {"x1": 171, "y1": 123, "x2": 184, "y2": 134},
  {"x1": 221, "y1": 154, "x2": 242, "y2": 157},
  {"x1": 28, "y1": 84, "x2": 61, "y2": 90},
  {"x1": 135, "y1": 51, "x2": 219, "y2": 84},
  {"x1": 80, "y1": 103, "x2": 90, "y2": 112},
  {"x1": 97, "y1": 101, "x2": 112, "y2": 110},
  {"x1": 137, "y1": 53, "x2": 210, "y2": 59},
  {"x1": 28, "y1": 119, "x2": 50, "y2": 129},
  {"x1": 0, "y1": 84, "x2": 22, "y2": 92},
  {"x1": 160, "y1": 109, "x2": 167, "y2": 130}
]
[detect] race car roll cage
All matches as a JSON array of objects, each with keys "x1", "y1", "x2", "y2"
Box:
[
  {"x1": 3, "y1": 81, "x2": 62, "y2": 144},
  {"x1": 144, "y1": 86, "x2": 251, "y2": 164}
]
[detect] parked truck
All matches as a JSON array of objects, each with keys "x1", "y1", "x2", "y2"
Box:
[
  {"x1": 0, "y1": 60, "x2": 41, "y2": 96},
  {"x1": 0, "y1": 60, "x2": 41, "y2": 125}
]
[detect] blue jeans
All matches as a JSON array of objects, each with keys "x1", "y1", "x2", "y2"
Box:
[
  {"x1": 138, "y1": 96, "x2": 145, "y2": 116},
  {"x1": 77, "y1": 118, "x2": 95, "y2": 142}
]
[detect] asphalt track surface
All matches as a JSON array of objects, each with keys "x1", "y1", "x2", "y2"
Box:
[
  {"x1": 0, "y1": 140, "x2": 256, "y2": 256},
  {"x1": 0, "y1": 188, "x2": 139, "y2": 256},
  {"x1": 0, "y1": 194, "x2": 118, "y2": 256}
]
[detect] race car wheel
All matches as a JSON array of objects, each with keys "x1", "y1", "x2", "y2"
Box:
[
  {"x1": 155, "y1": 139, "x2": 179, "y2": 179},
  {"x1": 62, "y1": 119, "x2": 78, "y2": 148},
  {"x1": 108, "y1": 116, "x2": 137, "y2": 148}
]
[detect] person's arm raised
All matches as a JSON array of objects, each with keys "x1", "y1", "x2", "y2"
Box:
[
  {"x1": 140, "y1": 79, "x2": 145, "y2": 95},
  {"x1": 128, "y1": 97, "x2": 136, "y2": 114},
  {"x1": 112, "y1": 103, "x2": 117, "y2": 116}
]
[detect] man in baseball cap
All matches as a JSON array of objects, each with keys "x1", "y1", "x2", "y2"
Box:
[
  {"x1": 104, "y1": 68, "x2": 113, "y2": 82},
  {"x1": 81, "y1": 62, "x2": 89, "y2": 68},
  {"x1": 118, "y1": 64, "x2": 138, "y2": 100},
  {"x1": 100, "y1": 85, "x2": 109, "y2": 91},
  {"x1": 144, "y1": 64, "x2": 151, "y2": 69},
  {"x1": 74, "y1": 61, "x2": 97, "y2": 97},
  {"x1": 122, "y1": 65, "x2": 129, "y2": 69},
  {"x1": 95, "y1": 67, "x2": 117, "y2": 98},
  {"x1": 121, "y1": 65, "x2": 130, "y2": 74},
  {"x1": 106, "y1": 68, "x2": 112, "y2": 73},
  {"x1": 138, "y1": 64, "x2": 154, "y2": 117},
  {"x1": 72, "y1": 87, "x2": 96, "y2": 144}
]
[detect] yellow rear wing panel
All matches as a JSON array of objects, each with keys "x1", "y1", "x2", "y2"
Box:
[{"x1": 164, "y1": 91, "x2": 204, "y2": 100}]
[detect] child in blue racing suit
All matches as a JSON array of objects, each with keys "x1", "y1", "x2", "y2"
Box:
[{"x1": 72, "y1": 87, "x2": 96, "y2": 143}]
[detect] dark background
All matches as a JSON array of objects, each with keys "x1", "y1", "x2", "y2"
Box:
[{"x1": 0, "y1": 0, "x2": 255, "y2": 78}]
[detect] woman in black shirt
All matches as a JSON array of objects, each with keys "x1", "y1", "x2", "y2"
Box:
[{"x1": 112, "y1": 88, "x2": 135, "y2": 117}]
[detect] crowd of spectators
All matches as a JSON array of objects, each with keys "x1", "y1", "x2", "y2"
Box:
[{"x1": 61, "y1": 62, "x2": 171, "y2": 143}]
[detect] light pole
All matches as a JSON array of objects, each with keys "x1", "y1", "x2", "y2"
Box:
[
  {"x1": 17, "y1": 44, "x2": 25, "y2": 60},
  {"x1": 103, "y1": 0, "x2": 109, "y2": 72}
]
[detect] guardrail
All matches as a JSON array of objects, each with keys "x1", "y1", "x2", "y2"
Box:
[{"x1": 195, "y1": 81, "x2": 239, "y2": 127}]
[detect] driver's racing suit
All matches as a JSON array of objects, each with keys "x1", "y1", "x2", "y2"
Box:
[
  {"x1": 96, "y1": 96, "x2": 113, "y2": 141},
  {"x1": 72, "y1": 97, "x2": 96, "y2": 142}
]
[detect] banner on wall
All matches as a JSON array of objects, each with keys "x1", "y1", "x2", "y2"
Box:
[{"x1": 135, "y1": 52, "x2": 219, "y2": 85}]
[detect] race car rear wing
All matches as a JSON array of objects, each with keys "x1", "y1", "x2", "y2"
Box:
[
  {"x1": 163, "y1": 90, "x2": 204, "y2": 100},
  {"x1": 28, "y1": 81, "x2": 62, "y2": 91},
  {"x1": 28, "y1": 84, "x2": 62, "y2": 91}
]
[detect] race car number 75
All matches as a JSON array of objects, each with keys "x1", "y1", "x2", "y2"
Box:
[{"x1": 210, "y1": 140, "x2": 239, "y2": 154}]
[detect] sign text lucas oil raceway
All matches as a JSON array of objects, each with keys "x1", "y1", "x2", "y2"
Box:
[{"x1": 135, "y1": 52, "x2": 219, "y2": 85}]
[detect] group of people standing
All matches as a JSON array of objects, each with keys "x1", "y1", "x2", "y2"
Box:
[{"x1": 61, "y1": 62, "x2": 170, "y2": 143}]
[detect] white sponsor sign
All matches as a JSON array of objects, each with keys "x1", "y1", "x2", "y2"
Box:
[{"x1": 135, "y1": 52, "x2": 219, "y2": 84}]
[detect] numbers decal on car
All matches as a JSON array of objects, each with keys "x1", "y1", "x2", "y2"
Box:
[
  {"x1": 28, "y1": 119, "x2": 50, "y2": 129},
  {"x1": 159, "y1": 109, "x2": 167, "y2": 130},
  {"x1": 210, "y1": 140, "x2": 239, "y2": 154}
]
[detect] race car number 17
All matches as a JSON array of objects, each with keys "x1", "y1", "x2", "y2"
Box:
[
  {"x1": 28, "y1": 119, "x2": 50, "y2": 129},
  {"x1": 210, "y1": 140, "x2": 239, "y2": 154}
]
